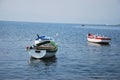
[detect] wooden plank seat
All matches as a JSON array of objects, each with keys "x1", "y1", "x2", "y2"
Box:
[{"x1": 36, "y1": 46, "x2": 56, "y2": 50}]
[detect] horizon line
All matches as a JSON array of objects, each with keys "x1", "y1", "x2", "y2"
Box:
[{"x1": 0, "y1": 20, "x2": 119, "y2": 26}]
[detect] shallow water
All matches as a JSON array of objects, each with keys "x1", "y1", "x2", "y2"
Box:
[{"x1": 0, "y1": 21, "x2": 120, "y2": 80}]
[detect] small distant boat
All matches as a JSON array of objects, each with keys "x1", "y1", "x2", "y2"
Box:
[
  {"x1": 26, "y1": 35, "x2": 58, "y2": 59},
  {"x1": 87, "y1": 33, "x2": 111, "y2": 44},
  {"x1": 82, "y1": 24, "x2": 85, "y2": 27}
]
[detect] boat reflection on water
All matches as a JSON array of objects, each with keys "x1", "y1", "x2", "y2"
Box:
[
  {"x1": 28, "y1": 56, "x2": 57, "y2": 67},
  {"x1": 88, "y1": 42, "x2": 110, "y2": 47}
]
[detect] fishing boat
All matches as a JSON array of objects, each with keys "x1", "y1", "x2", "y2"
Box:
[
  {"x1": 87, "y1": 33, "x2": 111, "y2": 44},
  {"x1": 26, "y1": 35, "x2": 58, "y2": 59}
]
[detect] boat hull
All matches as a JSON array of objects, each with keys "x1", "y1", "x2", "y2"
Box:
[{"x1": 87, "y1": 38, "x2": 110, "y2": 44}]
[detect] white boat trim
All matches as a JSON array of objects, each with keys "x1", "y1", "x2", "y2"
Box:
[
  {"x1": 28, "y1": 50, "x2": 56, "y2": 59},
  {"x1": 28, "y1": 50, "x2": 46, "y2": 58}
]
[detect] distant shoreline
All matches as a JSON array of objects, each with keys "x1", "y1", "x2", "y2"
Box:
[{"x1": 0, "y1": 20, "x2": 119, "y2": 26}]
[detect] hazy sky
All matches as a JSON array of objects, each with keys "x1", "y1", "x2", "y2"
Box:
[{"x1": 0, "y1": 0, "x2": 120, "y2": 24}]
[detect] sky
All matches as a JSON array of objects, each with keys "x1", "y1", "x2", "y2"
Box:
[{"x1": 0, "y1": 0, "x2": 120, "y2": 25}]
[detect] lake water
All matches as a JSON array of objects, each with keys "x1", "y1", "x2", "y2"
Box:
[{"x1": 0, "y1": 21, "x2": 120, "y2": 80}]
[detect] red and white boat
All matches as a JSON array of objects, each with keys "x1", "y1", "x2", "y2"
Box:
[{"x1": 87, "y1": 33, "x2": 111, "y2": 44}]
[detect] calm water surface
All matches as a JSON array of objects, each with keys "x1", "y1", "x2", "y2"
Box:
[{"x1": 0, "y1": 21, "x2": 120, "y2": 80}]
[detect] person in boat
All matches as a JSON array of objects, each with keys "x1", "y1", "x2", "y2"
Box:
[
  {"x1": 88, "y1": 33, "x2": 91, "y2": 36},
  {"x1": 88, "y1": 33, "x2": 90, "y2": 36}
]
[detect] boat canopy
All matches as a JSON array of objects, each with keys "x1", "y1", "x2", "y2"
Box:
[{"x1": 36, "y1": 35, "x2": 53, "y2": 41}]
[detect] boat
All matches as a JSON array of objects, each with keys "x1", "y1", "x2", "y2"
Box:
[
  {"x1": 26, "y1": 35, "x2": 58, "y2": 59},
  {"x1": 87, "y1": 33, "x2": 111, "y2": 44}
]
